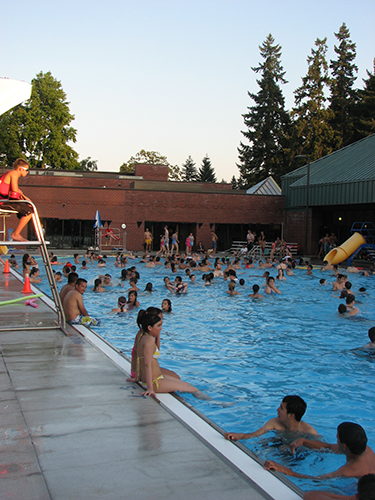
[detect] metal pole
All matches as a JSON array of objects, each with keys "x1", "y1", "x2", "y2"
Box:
[
  {"x1": 305, "y1": 157, "x2": 310, "y2": 256},
  {"x1": 296, "y1": 155, "x2": 311, "y2": 257}
]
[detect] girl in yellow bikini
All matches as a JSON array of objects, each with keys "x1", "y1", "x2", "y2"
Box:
[{"x1": 136, "y1": 312, "x2": 200, "y2": 397}]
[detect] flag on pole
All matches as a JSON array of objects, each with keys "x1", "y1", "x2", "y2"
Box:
[{"x1": 94, "y1": 210, "x2": 103, "y2": 228}]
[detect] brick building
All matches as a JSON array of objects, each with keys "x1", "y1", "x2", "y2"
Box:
[{"x1": 1, "y1": 163, "x2": 285, "y2": 251}]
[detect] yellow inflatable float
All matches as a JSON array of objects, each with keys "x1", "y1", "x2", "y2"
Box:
[{"x1": 324, "y1": 232, "x2": 365, "y2": 265}]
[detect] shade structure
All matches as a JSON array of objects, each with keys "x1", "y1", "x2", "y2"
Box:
[{"x1": 0, "y1": 78, "x2": 32, "y2": 116}]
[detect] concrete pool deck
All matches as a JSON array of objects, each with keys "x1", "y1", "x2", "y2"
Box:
[{"x1": 0, "y1": 267, "x2": 301, "y2": 500}]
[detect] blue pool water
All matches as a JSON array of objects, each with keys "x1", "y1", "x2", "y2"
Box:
[{"x1": 36, "y1": 257, "x2": 375, "y2": 494}]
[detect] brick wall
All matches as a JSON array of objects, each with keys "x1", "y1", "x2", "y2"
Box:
[{"x1": 4, "y1": 169, "x2": 285, "y2": 249}]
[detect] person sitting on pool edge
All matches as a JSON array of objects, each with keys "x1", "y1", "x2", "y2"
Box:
[
  {"x1": 224, "y1": 395, "x2": 318, "y2": 442},
  {"x1": 63, "y1": 278, "x2": 101, "y2": 326},
  {"x1": 303, "y1": 473, "x2": 375, "y2": 500},
  {"x1": 264, "y1": 422, "x2": 375, "y2": 479}
]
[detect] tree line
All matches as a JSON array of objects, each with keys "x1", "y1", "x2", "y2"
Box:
[
  {"x1": 236, "y1": 23, "x2": 375, "y2": 188},
  {"x1": 1, "y1": 23, "x2": 373, "y2": 187}
]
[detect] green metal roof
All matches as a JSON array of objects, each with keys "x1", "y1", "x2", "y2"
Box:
[{"x1": 281, "y1": 134, "x2": 375, "y2": 208}]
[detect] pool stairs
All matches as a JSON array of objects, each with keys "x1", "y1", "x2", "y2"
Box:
[{"x1": 347, "y1": 222, "x2": 375, "y2": 266}]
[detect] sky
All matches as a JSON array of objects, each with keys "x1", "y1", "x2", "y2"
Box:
[{"x1": 1, "y1": 0, "x2": 374, "y2": 181}]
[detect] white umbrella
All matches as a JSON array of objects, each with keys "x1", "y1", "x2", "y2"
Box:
[{"x1": 0, "y1": 77, "x2": 32, "y2": 116}]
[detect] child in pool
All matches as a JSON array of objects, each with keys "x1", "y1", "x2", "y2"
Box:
[
  {"x1": 248, "y1": 284, "x2": 264, "y2": 298},
  {"x1": 161, "y1": 299, "x2": 172, "y2": 312},
  {"x1": 226, "y1": 281, "x2": 241, "y2": 296},
  {"x1": 125, "y1": 290, "x2": 140, "y2": 310},
  {"x1": 92, "y1": 278, "x2": 106, "y2": 293},
  {"x1": 110, "y1": 296, "x2": 127, "y2": 313}
]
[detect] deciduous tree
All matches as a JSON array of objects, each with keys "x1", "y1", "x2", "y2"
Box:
[
  {"x1": 119, "y1": 149, "x2": 181, "y2": 180},
  {"x1": 80, "y1": 157, "x2": 98, "y2": 171},
  {"x1": 0, "y1": 72, "x2": 79, "y2": 169}
]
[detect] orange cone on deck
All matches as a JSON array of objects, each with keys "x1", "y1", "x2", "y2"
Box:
[
  {"x1": 22, "y1": 274, "x2": 32, "y2": 294},
  {"x1": 3, "y1": 259, "x2": 10, "y2": 274}
]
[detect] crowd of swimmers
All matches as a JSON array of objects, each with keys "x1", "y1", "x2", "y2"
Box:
[{"x1": 3, "y1": 246, "x2": 375, "y2": 498}]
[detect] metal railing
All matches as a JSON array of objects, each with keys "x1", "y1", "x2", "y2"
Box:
[{"x1": 0, "y1": 199, "x2": 66, "y2": 331}]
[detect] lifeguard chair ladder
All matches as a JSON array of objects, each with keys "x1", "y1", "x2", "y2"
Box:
[{"x1": 0, "y1": 199, "x2": 66, "y2": 332}]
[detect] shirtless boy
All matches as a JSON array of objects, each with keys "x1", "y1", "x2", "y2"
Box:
[
  {"x1": 63, "y1": 278, "x2": 100, "y2": 326},
  {"x1": 304, "y1": 473, "x2": 375, "y2": 500},
  {"x1": 264, "y1": 422, "x2": 375, "y2": 480},
  {"x1": 225, "y1": 395, "x2": 318, "y2": 442}
]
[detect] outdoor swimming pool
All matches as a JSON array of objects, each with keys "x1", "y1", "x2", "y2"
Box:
[{"x1": 37, "y1": 257, "x2": 375, "y2": 494}]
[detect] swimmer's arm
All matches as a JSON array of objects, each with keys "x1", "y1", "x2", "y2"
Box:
[
  {"x1": 290, "y1": 438, "x2": 337, "y2": 454},
  {"x1": 225, "y1": 419, "x2": 277, "y2": 441},
  {"x1": 264, "y1": 460, "x2": 333, "y2": 479}
]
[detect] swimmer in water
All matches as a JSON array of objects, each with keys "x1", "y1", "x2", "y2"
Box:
[
  {"x1": 110, "y1": 296, "x2": 127, "y2": 313},
  {"x1": 346, "y1": 295, "x2": 359, "y2": 316},
  {"x1": 161, "y1": 299, "x2": 172, "y2": 312},
  {"x1": 125, "y1": 290, "x2": 140, "y2": 310},
  {"x1": 226, "y1": 281, "x2": 241, "y2": 295},
  {"x1": 363, "y1": 327, "x2": 375, "y2": 349},
  {"x1": 225, "y1": 395, "x2": 318, "y2": 442},
  {"x1": 92, "y1": 278, "x2": 106, "y2": 293},
  {"x1": 265, "y1": 277, "x2": 281, "y2": 295},
  {"x1": 304, "y1": 472, "x2": 375, "y2": 500},
  {"x1": 248, "y1": 284, "x2": 264, "y2": 298},
  {"x1": 265, "y1": 422, "x2": 375, "y2": 480}
]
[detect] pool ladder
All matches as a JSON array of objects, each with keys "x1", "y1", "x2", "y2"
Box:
[{"x1": 0, "y1": 199, "x2": 66, "y2": 332}]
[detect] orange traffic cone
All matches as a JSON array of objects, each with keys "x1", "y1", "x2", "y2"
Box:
[
  {"x1": 22, "y1": 274, "x2": 32, "y2": 294},
  {"x1": 3, "y1": 259, "x2": 10, "y2": 274}
]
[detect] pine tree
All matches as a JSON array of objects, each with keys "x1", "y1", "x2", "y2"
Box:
[
  {"x1": 231, "y1": 175, "x2": 238, "y2": 190},
  {"x1": 292, "y1": 38, "x2": 335, "y2": 160},
  {"x1": 198, "y1": 155, "x2": 216, "y2": 183},
  {"x1": 237, "y1": 34, "x2": 291, "y2": 188},
  {"x1": 352, "y1": 59, "x2": 375, "y2": 141},
  {"x1": 329, "y1": 23, "x2": 358, "y2": 148},
  {"x1": 182, "y1": 155, "x2": 198, "y2": 181}
]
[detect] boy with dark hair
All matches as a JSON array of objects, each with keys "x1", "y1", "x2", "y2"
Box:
[
  {"x1": 225, "y1": 395, "x2": 318, "y2": 442},
  {"x1": 304, "y1": 473, "x2": 375, "y2": 500},
  {"x1": 264, "y1": 422, "x2": 375, "y2": 479}
]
